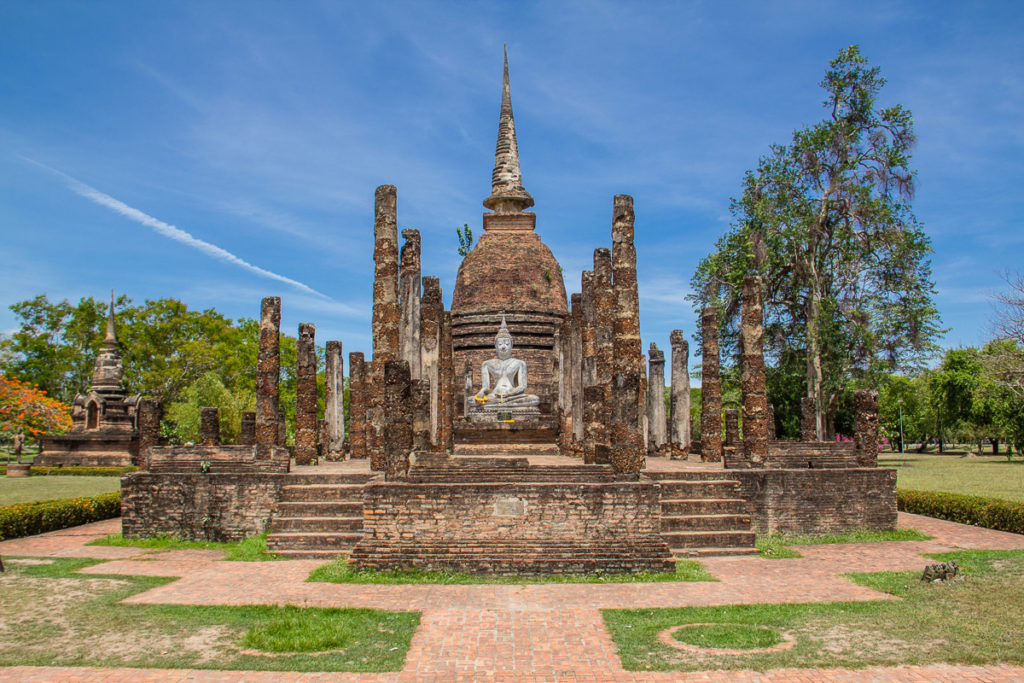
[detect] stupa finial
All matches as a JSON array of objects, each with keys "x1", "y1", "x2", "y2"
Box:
[
  {"x1": 483, "y1": 46, "x2": 534, "y2": 214},
  {"x1": 104, "y1": 290, "x2": 117, "y2": 344}
]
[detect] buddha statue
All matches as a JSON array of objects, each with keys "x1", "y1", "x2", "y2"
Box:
[{"x1": 474, "y1": 315, "x2": 540, "y2": 409}]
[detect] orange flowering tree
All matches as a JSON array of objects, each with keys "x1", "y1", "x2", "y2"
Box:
[{"x1": 0, "y1": 376, "x2": 72, "y2": 461}]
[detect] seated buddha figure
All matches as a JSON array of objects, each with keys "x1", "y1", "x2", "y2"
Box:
[{"x1": 474, "y1": 315, "x2": 540, "y2": 408}]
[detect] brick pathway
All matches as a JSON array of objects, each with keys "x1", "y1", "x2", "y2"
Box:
[{"x1": 3, "y1": 512, "x2": 1024, "y2": 681}]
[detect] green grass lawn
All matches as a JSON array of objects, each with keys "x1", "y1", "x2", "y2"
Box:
[
  {"x1": 881, "y1": 453, "x2": 1024, "y2": 502},
  {"x1": 308, "y1": 559, "x2": 715, "y2": 584},
  {"x1": 0, "y1": 556, "x2": 419, "y2": 672},
  {"x1": 0, "y1": 475, "x2": 120, "y2": 505},
  {"x1": 91, "y1": 533, "x2": 281, "y2": 561},
  {"x1": 604, "y1": 548, "x2": 1024, "y2": 672},
  {"x1": 756, "y1": 528, "x2": 933, "y2": 559}
]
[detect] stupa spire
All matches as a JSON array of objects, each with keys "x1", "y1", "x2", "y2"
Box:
[
  {"x1": 483, "y1": 46, "x2": 534, "y2": 214},
  {"x1": 104, "y1": 290, "x2": 117, "y2": 344}
]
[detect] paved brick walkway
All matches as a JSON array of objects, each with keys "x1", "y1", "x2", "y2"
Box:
[{"x1": 3, "y1": 513, "x2": 1024, "y2": 681}]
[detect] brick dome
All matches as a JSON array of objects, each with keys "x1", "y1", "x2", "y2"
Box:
[{"x1": 452, "y1": 228, "x2": 567, "y2": 317}]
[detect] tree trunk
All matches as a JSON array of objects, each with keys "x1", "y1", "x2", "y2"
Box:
[
  {"x1": 806, "y1": 280, "x2": 825, "y2": 441},
  {"x1": 993, "y1": 438, "x2": 999, "y2": 455}
]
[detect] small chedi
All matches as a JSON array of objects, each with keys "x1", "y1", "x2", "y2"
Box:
[
  {"x1": 466, "y1": 315, "x2": 540, "y2": 422},
  {"x1": 37, "y1": 294, "x2": 141, "y2": 467},
  {"x1": 120, "y1": 48, "x2": 897, "y2": 573}
]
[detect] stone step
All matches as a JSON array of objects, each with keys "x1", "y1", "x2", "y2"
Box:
[
  {"x1": 661, "y1": 514, "x2": 751, "y2": 532},
  {"x1": 274, "y1": 501, "x2": 362, "y2": 517},
  {"x1": 272, "y1": 549, "x2": 347, "y2": 560},
  {"x1": 661, "y1": 529, "x2": 756, "y2": 549},
  {"x1": 283, "y1": 473, "x2": 372, "y2": 485},
  {"x1": 661, "y1": 498, "x2": 748, "y2": 515},
  {"x1": 279, "y1": 484, "x2": 365, "y2": 502},
  {"x1": 645, "y1": 471, "x2": 737, "y2": 482},
  {"x1": 673, "y1": 546, "x2": 761, "y2": 557},
  {"x1": 266, "y1": 532, "x2": 363, "y2": 550},
  {"x1": 270, "y1": 516, "x2": 363, "y2": 533},
  {"x1": 656, "y1": 480, "x2": 742, "y2": 498}
]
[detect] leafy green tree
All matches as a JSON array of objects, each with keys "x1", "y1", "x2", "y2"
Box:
[
  {"x1": 690, "y1": 45, "x2": 942, "y2": 440},
  {"x1": 165, "y1": 372, "x2": 254, "y2": 444}
]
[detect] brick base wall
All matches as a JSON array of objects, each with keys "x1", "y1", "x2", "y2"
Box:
[
  {"x1": 121, "y1": 472, "x2": 287, "y2": 542},
  {"x1": 350, "y1": 478, "x2": 675, "y2": 574},
  {"x1": 731, "y1": 468, "x2": 897, "y2": 535}
]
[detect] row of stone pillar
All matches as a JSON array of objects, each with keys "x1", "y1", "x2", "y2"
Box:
[
  {"x1": 349, "y1": 185, "x2": 455, "y2": 477},
  {"x1": 644, "y1": 332, "x2": 693, "y2": 458}
]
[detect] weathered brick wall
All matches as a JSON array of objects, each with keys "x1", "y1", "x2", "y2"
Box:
[
  {"x1": 725, "y1": 441, "x2": 861, "y2": 469},
  {"x1": 121, "y1": 472, "x2": 287, "y2": 541},
  {"x1": 731, "y1": 468, "x2": 897, "y2": 535}
]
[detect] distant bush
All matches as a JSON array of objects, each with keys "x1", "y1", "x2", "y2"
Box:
[
  {"x1": 0, "y1": 491, "x2": 121, "y2": 541},
  {"x1": 898, "y1": 488, "x2": 1024, "y2": 535},
  {"x1": 32, "y1": 466, "x2": 136, "y2": 477}
]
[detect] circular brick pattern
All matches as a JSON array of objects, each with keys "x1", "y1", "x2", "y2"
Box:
[{"x1": 658, "y1": 623, "x2": 796, "y2": 656}]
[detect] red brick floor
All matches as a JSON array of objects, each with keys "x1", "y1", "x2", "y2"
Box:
[{"x1": 2, "y1": 513, "x2": 1024, "y2": 681}]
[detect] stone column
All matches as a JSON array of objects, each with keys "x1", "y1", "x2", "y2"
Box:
[
  {"x1": 580, "y1": 270, "x2": 598, "y2": 463},
  {"x1": 610, "y1": 194, "x2": 644, "y2": 475},
  {"x1": 440, "y1": 311, "x2": 455, "y2": 452},
  {"x1": 854, "y1": 389, "x2": 879, "y2": 466},
  {"x1": 412, "y1": 379, "x2": 431, "y2": 452},
  {"x1": 419, "y1": 277, "x2": 442, "y2": 442},
  {"x1": 700, "y1": 306, "x2": 722, "y2": 462},
  {"x1": 256, "y1": 296, "x2": 281, "y2": 449},
  {"x1": 669, "y1": 330, "x2": 691, "y2": 457},
  {"x1": 399, "y1": 229, "x2": 422, "y2": 380},
  {"x1": 136, "y1": 399, "x2": 161, "y2": 467},
  {"x1": 239, "y1": 411, "x2": 256, "y2": 446},
  {"x1": 647, "y1": 343, "x2": 667, "y2": 454},
  {"x1": 348, "y1": 352, "x2": 366, "y2": 459},
  {"x1": 570, "y1": 293, "x2": 585, "y2": 451},
  {"x1": 801, "y1": 396, "x2": 817, "y2": 442},
  {"x1": 382, "y1": 360, "x2": 413, "y2": 479},
  {"x1": 740, "y1": 275, "x2": 768, "y2": 467},
  {"x1": 557, "y1": 317, "x2": 573, "y2": 454},
  {"x1": 372, "y1": 185, "x2": 400, "y2": 363},
  {"x1": 200, "y1": 407, "x2": 220, "y2": 446},
  {"x1": 724, "y1": 408, "x2": 739, "y2": 446},
  {"x1": 294, "y1": 323, "x2": 318, "y2": 465},
  {"x1": 767, "y1": 404, "x2": 776, "y2": 441},
  {"x1": 641, "y1": 351, "x2": 649, "y2": 455},
  {"x1": 324, "y1": 341, "x2": 345, "y2": 459},
  {"x1": 593, "y1": 248, "x2": 615, "y2": 461}
]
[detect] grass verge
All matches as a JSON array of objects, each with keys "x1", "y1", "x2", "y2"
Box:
[
  {"x1": 0, "y1": 556, "x2": 419, "y2": 672},
  {"x1": 756, "y1": 528, "x2": 933, "y2": 559},
  {"x1": 89, "y1": 532, "x2": 282, "y2": 561},
  {"x1": 0, "y1": 475, "x2": 120, "y2": 506},
  {"x1": 881, "y1": 453, "x2": 1024, "y2": 502},
  {"x1": 308, "y1": 559, "x2": 715, "y2": 584},
  {"x1": 604, "y1": 548, "x2": 1024, "y2": 672}
]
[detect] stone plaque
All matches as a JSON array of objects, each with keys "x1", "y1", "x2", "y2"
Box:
[{"x1": 493, "y1": 496, "x2": 527, "y2": 517}]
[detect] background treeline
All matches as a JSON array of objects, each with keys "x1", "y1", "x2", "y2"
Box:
[{"x1": 0, "y1": 294, "x2": 329, "y2": 445}]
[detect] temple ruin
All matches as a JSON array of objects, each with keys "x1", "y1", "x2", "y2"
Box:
[{"x1": 119, "y1": 49, "x2": 897, "y2": 573}]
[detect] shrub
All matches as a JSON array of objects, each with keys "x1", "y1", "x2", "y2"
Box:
[
  {"x1": 898, "y1": 488, "x2": 1024, "y2": 535},
  {"x1": 0, "y1": 491, "x2": 121, "y2": 541},
  {"x1": 31, "y1": 466, "x2": 137, "y2": 477}
]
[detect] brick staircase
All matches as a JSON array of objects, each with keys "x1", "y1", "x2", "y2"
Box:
[
  {"x1": 266, "y1": 473, "x2": 370, "y2": 559},
  {"x1": 408, "y1": 455, "x2": 622, "y2": 482},
  {"x1": 647, "y1": 471, "x2": 758, "y2": 557}
]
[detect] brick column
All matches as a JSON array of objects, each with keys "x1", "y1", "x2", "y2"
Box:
[
  {"x1": 256, "y1": 296, "x2": 281, "y2": 449},
  {"x1": 412, "y1": 379, "x2": 431, "y2": 452},
  {"x1": 324, "y1": 341, "x2": 345, "y2": 459},
  {"x1": 440, "y1": 311, "x2": 455, "y2": 452},
  {"x1": 382, "y1": 360, "x2": 413, "y2": 479},
  {"x1": 700, "y1": 306, "x2": 722, "y2": 462},
  {"x1": 610, "y1": 194, "x2": 644, "y2": 475},
  {"x1": 647, "y1": 342, "x2": 667, "y2": 454},
  {"x1": 348, "y1": 352, "x2": 366, "y2": 459},
  {"x1": 801, "y1": 396, "x2": 817, "y2": 442},
  {"x1": 854, "y1": 389, "x2": 879, "y2": 466},
  {"x1": 373, "y1": 185, "x2": 400, "y2": 363},
  {"x1": 580, "y1": 269, "x2": 597, "y2": 463},
  {"x1": 399, "y1": 229, "x2": 422, "y2": 380},
  {"x1": 136, "y1": 399, "x2": 162, "y2": 468},
  {"x1": 724, "y1": 408, "x2": 739, "y2": 446},
  {"x1": 669, "y1": 330, "x2": 691, "y2": 458},
  {"x1": 593, "y1": 248, "x2": 615, "y2": 462},
  {"x1": 557, "y1": 316, "x2": 573, "y2": 454},
  {"x1": 294, "y1": 323, "x2": 318, "y2": 465},
  {"x1": 419, "y1": 277, "x2": 442, "y2": 443},
  {"x1": 200, "y1": 407, "x2": 220, "y2": 446},
  {"x1": 570, "y1": 293, "x2": 584, "y2": 453},
  {"x1": 740, "y1": 275, "x2": 768, "y2": 467},
  {"x1": 239, "y1": 411, "x2": 255, "y2": 446},
  {"x1": 767, "y1": 404, "x2": 776, "y2": 441}
]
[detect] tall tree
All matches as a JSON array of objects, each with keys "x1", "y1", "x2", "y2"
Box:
[
  {"x1": 988, "y1": 270, "x2": 1024, "y2": 398},
  {"x1": 691, "y1": 45, "x2": 942, "y2": 439}
]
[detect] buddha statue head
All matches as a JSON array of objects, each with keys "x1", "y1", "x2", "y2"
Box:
[{"x1": 495, "y1": 314, "x2": 513, "y2": 360}]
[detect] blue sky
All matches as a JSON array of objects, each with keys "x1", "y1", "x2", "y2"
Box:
[{"x1": 1, "y1": 1, "x2": 1022, "y2": 365}]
